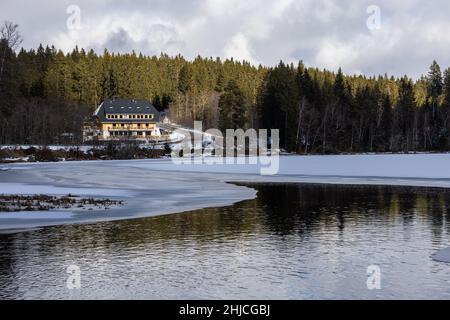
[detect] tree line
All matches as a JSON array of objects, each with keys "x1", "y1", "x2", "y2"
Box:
[
  {"x1": 1, "y1": 21, "x2": 450, "y2": 153},
  {"x1": 258, "y1": 61, "x2": 450, "y2": 153}
]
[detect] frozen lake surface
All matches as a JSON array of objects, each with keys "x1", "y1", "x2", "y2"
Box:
[{"x1": 2, "y1": 154, "x2": 450, "y2": 230}]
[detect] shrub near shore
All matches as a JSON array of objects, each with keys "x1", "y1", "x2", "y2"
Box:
[{"x1": 0, "y1": 143, "x2": 169, "y2": 163}]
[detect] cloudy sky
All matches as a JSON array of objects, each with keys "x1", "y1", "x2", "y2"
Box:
[{"x1": 1, "y1": 0, "x2": 449, "y2": 78}]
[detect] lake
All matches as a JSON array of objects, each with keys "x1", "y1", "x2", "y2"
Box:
[{"x1": 1, "y1": 183, "x2": 450, "y2": 300}]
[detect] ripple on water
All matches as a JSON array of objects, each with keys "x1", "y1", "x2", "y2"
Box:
[{"x1": 1, "y1": 183, "x2": 450, "y2": 299}]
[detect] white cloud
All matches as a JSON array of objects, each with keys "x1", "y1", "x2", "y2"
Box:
[
  {"x1": 315, "y1": 40, "x2": 359, "y2": 72},
  {"x1": 224, "y1": 33, "x2": 258, "y2": 64},
  {"x1": 53, "y1": 12, "x2": 184, "y2": 55},
  {"x1": 2, "y1": 0, "x2": 450, "y2": 77}
]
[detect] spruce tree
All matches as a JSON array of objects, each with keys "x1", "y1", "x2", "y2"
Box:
[{"x1": 218, "y1": 80, "x2": 247, "y2": 131}]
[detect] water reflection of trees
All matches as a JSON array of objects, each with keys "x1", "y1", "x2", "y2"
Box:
[
  {"x1": 95, "y1": 183, "x2": 450, "y2": 245},
  {"x1": 2, "y1": 183, "x2": 450, "y2": 274},
  {"x1": 252, "y1": 184, "x2": 450, "y2": 242}
]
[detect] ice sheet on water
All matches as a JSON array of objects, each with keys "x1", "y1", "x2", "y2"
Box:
[
  {"x1": 432, "y1": 247, "x2": 450, "y2": 263},
  {"x1": 123, "y1": 154, "x2": 450, "y2": 179},
  {"x1": 0, "y1": 183, "x2": 131, "y2": 197},
  {"x1": 0, "y1": 211, "x2": 73, "y2": 220}
]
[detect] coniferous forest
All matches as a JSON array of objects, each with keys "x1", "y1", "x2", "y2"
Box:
[{"x1": 2, "y1": 22, "x2": 450, "y2": 153}]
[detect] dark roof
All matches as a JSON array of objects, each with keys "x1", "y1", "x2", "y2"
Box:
[{"x1": 94, "y1": 99, "x2": 161, "y2": 123}]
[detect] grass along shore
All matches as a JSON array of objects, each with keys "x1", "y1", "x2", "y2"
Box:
[{"x1": 0, "y1": 194, "x2": 125, "y2": 213}]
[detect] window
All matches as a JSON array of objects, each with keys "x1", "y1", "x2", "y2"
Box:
[
  {"x1": 113, "y1": 124, "x2": 116, "y2": 127},
  {"x1": 146, "y1": 124, "x2": 149, "y2": 127},
  {"x1": 120, "y1": 115, "x2": 123, "y2": 119},
  {"x1": 121, "y1": 124, "x2": 125, "y2": 127}
]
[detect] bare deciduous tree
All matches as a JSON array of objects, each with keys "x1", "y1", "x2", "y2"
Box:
[{"x1": 0, "y1": 21, "x2": 23, "y2": 81}]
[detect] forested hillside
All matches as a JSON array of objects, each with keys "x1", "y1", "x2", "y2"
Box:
[{"x1": 1, "y1": 22, "x2": 450, "y2": 153}]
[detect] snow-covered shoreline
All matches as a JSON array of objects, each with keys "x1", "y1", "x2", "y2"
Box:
[{"x1": 1, "y1": 154, "x2": 450, "y2": 232}]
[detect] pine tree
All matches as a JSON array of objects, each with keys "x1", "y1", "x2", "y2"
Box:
[
  {"x1": 215, "y1": 68, "x2": 226, "y2": 93},
  {"x1": 218, "y1": 80, "x2": 247, "y2": 131},
  {"x1": 178, "y1": 65, "x2": 192, "y2": 94},
  {"x1": 426, "y1": 61, "x2": 444, "y2": 148},
  {"x1": 378, "y1": 94, "x2": 393, "y2": 151},
  {"x1": 397, "y1": 77, "x2": 416, "y2": 151},
  {"x1": 441, "y1": 68, "x2": 450, "y2": 149},
  {"x1": 428, "y1": 60, "x2": 443, "y2": 99},
  {"x1": 443, "y1": 68, "x2": 450, "y2": 109}
]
